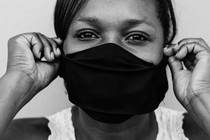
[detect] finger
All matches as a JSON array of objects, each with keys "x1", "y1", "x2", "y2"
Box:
[
  {"x1": 163, "y1": 44, "x2": 178, "y2": 56},
  {"x1": 175, "y1": 44, "x2": 189, "y2": 60},
  {"x1": 47, "y1": 38, "x2": 62, "y2": 58},
  {"x1": 183, "y1": 58, "x2": 195, "y2": 71},
  {"x1": 168, "y1": 56, "x2": 183, "y2": 78},
  {"x1": 52, "y1": 38, "x2": 63, "y2": 45},
  {"x1": 36, "y1": 33, "x2": 54, "y2": 62},
  {"x1": 170, "y1": 38, "x2": 210, "y2": 58},
  {"x1": 178, "y1": 38, "x2": 210, "y2": 51},
  {"x1": 177, "y1": 42, "x2": 209, "y2": 61},
  {"x1": 21, "y1": 33, "x2": 43, "y2": 59},
  {"x1": 53, "y1": 37, "x2": 63, "y2": 55}
]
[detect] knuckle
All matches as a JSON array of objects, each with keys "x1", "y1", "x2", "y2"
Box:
[
  {"x1": 8, "y1": 35, "x2": 24, "y2": 47},
  {"x1": 37, "y1": 32, "x2": 47, "y2": 39},
  {"x1": 178, "y1": 38, "x2": 188, "y2": 44},
  {"x1": 182, "y1": 40, "x2": 189, "y2": 44},
  {"x1": 32, "y1": 32, "x2": 39, "y2": 35},
  {"x1": 8, "y1": 35, "x2": 20, "y2": 43},
  {"x1": 193, "y1": 42, "x2": 200, "y2": 46},
  {"x1": 195, "y1": 38, "x2": 206, "y2": 45},
  {"x1": 8, "y1": 37, "x2": 15, "y2": 46},
  {"x1": 31, "y1": 32, "x2": 40, "y2": 38},
  {"x1": 191, "y1": 42, "x2": 202, "y2": 49},
  {"x1": 196, "y1": 38, "x2": 204, "y2": 42}
]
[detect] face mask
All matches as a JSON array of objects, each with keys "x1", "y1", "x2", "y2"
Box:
[{"x1": 59, "y1": 43, "x2": 168, "y2": 123}]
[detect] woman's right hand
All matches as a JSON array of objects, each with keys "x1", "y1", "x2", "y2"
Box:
[{"x1": 6, "y1": 32, "x2": 62, "y2": 107}]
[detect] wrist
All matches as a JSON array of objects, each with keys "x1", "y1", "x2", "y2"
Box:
[
  {"x1": 0, "y1": 70, "x2": 36, "y2": 111},
  {"x1": 0, "y1": 71, "x2": 37, "y2": 135},
  {"x1": 186, "y1": 92, "x2": 210, "y2": 135}
]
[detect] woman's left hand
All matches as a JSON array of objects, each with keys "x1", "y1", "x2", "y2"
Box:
[{"x1": 164, "y1": 38, "x2": 210, "y2": 134}]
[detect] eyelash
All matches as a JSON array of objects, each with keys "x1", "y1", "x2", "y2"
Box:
[
  {"x1": 124, "y1": 32, "x2": 150, "y2": 44},
  {"x1": 75, "y1": 29, "x2": 100, "y2": 41}
]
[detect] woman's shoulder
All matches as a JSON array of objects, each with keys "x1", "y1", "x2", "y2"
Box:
[
  {"x1": 183, "y1": 112, "x2": 210, "y2": 140},
  {"x1": 1, "y1": 117, "x2": 50, "y2": 140},
  {"x1": 156, "y1": 107, "x2": 210, "y2": 140},
  {"x1": 1, "y1": 107, "x2": 73, "y2": 140}
]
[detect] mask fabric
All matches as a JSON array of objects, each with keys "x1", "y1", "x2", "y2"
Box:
[{"x1": 59, "y1": 43, "x2": 168, "y2": 123}]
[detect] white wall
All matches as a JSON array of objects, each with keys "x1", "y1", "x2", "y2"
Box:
[
  {"x1": 0, "y1": 0, "x2": 71, "y2": 118},
  {"x1": 0, "y1": 0, "x2": 210, "y2": 118}
]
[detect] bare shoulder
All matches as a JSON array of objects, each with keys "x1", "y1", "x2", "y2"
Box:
[
  {"x1": 183, "y1": 113, "x2": 210, "y2": 140},
  {"x1": 0, "y1": 117, "x2": 50, "y2": 140}
]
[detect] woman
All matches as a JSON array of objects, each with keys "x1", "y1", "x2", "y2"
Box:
[{"x1": 0, "y1": 0, "x2": 210, "y2": 139}]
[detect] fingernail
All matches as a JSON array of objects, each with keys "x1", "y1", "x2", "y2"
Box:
[
  {"x1": 175, "y1": 51, "x2": 180, "y2": 58},
  {"x1": 173, "y1": 44, "x2": 180, "y2": 52},
  {"x1": 51, "y1": 52, "x2": 55, "y2": 60},
  {"x1": 54, "y1": 38, "x2": 63, "y2": 44},
  {"x1": 56, "y1": 48, "x2": 61, "y2": 55},
  {"x1": 165, "y1": 44, "x2": 176, "y2": 49},
  {"x1": 172, "y1": 44, "x2": 178, "y2": 48}
]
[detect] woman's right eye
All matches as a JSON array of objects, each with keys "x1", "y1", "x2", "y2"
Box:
[{"x1": 75, "y1": 30, "x2": 100, "y2": 41}]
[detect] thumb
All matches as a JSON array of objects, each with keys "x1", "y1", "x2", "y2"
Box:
[{"x1": 168, "y1": 56, "x2": 183, "y2": 79}]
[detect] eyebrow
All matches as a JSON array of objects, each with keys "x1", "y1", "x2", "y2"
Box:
[
  {"x1": 122, "y1": 18, "x2": 157, "y2": 31},
  {"x1": 75, "y1": 16, "x2": 157, "y2": 31},
  {"x1": 75, "y1": 17, "x2": 103, "y2": 30}
]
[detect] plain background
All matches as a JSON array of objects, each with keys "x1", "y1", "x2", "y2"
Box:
[{"x1": 0, "y1": 0, "x2": 210, "y2": 118}]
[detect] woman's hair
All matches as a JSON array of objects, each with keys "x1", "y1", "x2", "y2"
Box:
[{"x1": 54, "y1": 0, "x2": 177, "y2": 45}]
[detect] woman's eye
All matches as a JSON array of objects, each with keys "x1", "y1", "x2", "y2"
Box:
[
  {"x1": 125, "y1": 33, "x2": 150, "y2": 44},
  {"x1": 75, "y1": 30, "x2": 100, "y2": 41}
]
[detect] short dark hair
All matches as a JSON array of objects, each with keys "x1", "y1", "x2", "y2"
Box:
[
  {"x1": 54, "y1": 0, "x2": 177, "y2": 45},
  {"x1": 155, "y1": 0, "x2": 177, "y2": 45}
]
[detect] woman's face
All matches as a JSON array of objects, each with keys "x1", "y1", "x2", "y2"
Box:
[{"x1": 63, "y1": 0, "x2": 164, "y2": 64}]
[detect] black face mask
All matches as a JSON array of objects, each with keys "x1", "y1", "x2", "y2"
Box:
[{"x1": 59, "y1": 43, "x2": 168, "y2": 123}]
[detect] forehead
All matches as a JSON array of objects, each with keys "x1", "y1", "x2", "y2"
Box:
[{"x1": 75, "y1": 0, "x2": 158, "y2": 22}]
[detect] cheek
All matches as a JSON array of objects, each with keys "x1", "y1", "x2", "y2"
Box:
[
  {"x1": 150, "y1": 29, "x2": 164, "y2": 64},
  {"x1": 130, "y1": 28, "x2": 164, "y2": 64},
  {"x1": 62, "y1": 38, "x2": 83, "y2": 55},
  {"x1": 62, "y1": 36, "x2": 94, "y2": 55},
  {"x1": 132, "y1": 44, "x2": 164, "y2": 64},
  {"x1": 152, "y1": 46, "x2": 164, "y2": 64},
  {"x1": 62, "y1": 38, "x2": 73, "y2": 55},
  {"x1": 149, "y1": 40, "x2": 164, "y2": 65}
]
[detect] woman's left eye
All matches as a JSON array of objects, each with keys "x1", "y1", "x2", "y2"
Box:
[
  {"x1": 125, "y1": 33, "x2": 150, "y2": 44},
  {"x1": 75, "y1": 30, "x2": 100, "y2": 41}
]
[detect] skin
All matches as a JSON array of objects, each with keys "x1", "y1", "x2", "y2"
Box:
[{"x1": 0, "y1": 0, "x2": 210, "y2": 139}]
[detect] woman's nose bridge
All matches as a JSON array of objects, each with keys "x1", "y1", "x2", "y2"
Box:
[{"x1": 103, "y1": 31, "x2": 122, "y2": 45}]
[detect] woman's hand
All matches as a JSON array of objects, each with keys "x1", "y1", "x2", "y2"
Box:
[
  {"x1": 164, "y1": 38, "x2": 210, "y2": 134},
  {"x1": 6, "y1": 32, "x2": 62, "y2": 107},
  {"x1": 0, "y1": 33, "x2": 62, "y2": 136}
]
